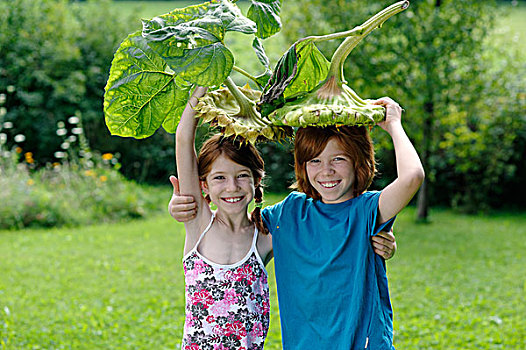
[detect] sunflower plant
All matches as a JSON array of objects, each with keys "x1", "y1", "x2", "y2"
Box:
[{"x1": 104, "y1": 0, "x2": 409, "y2": 143}]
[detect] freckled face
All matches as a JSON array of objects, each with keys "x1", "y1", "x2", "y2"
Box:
[
  {"x1": 306, "y1": 138, "x2": 355, "y2": 204},
  {"x1": 202, "y1": 154, "x2": 255, "y2": 214}
]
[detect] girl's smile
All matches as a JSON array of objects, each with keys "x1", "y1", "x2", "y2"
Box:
[
  {"x1": 306, "y1": 139, "x2": 355, "y2": 204},
  {"x1": 222, "y1": 196, "x2": 244, "y2": 203}
]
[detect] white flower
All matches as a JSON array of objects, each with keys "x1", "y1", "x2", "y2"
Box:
[
  {"x1": 0, "y1": 94, "x2": 6, "y2": 104},
  {"x1": 2, "y1": 151, "x2": 10, "y2": 158},
  {"x1": 0, "y1": 133, "x2": 6, "y2": 144},
  {"x1": 67, "y1": 135, "x2": 77, "y2": 143},
  {"x1": 56, "y1": 128, "x2": 67, "y2": 136},
  {"x1": 61, "y1": 142, "x2": 70, "y2": 150},
  {"x1": 14, "y1": 134, "x2": 26, "y2": 142},
  {"x1": 4, "y1": 306, "x2": 9, "y2": 316},
  {"x1": 54, "y1": 151, "x2": 66, "y2": 158},
  {"x1": 489, "y1": 315, "x2": 503, "y2": 325},
  {"x1": 57, "y1": 121, "x2": 65, "y2": 129},
  {"x1": 72, "y1": 128, "x2": 83, "y2": 135},
  {"x1": 68, "y1": 116, "x2": 80, "y2": 124},
  {"x1": 6, "y1": 86, "x2": 15, "y2": 93},
  {"x1": 0, "y1": 109, "x2": 8, "y2": 118}
]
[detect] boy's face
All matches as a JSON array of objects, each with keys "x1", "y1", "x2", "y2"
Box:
[{"x1": 305, "y1": 138, "x2": 355, "y2": 204}]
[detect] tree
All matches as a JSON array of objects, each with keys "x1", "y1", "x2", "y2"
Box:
[
  {"x1": 0, "y1": 0, "x2": 178, "y2": 184},
  {"x1": 281, "y1": 0, "x2": 525, "y2": 217}
]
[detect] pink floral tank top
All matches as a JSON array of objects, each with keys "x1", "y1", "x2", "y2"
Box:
[{"x1": 181, "y1": 215, "x2": 270, "y2": 350}]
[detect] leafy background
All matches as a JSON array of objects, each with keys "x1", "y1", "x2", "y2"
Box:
[{"x1": 1, "y1": 0, "x2": 524, "y2": 211}]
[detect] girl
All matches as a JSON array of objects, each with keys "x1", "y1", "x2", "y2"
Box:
[{"x1": 176, "y1": 87, "x2": 272, "y2": 350}]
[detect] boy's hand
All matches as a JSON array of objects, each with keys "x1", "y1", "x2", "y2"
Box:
[
  {"x1": 168, "y1": 176, "x2": 198, "y2": 222},
  {"x1": 372, "y1": 229, "x2": 397, "y2": 260},
  {"x1": 373, "y1": 97, "x2": 403, "y2": 133}
]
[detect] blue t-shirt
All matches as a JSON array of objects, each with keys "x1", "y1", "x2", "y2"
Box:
[{"x1": 262, "y1": 191, "x2": 395, "y2": 350}]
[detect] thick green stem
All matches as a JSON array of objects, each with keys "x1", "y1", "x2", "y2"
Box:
[
  {"x1": 299, "y1": 26, "x2": 366, "y2": 44},
  {"x1": 328, "y1": 0, "x2": 410, "y2": 83},
  {"x1": 224, "y1": 77, "x2": 254, "y2": 115},
  {"x1": 223, "y1": 77, "x2": 267, "y2": 127}
]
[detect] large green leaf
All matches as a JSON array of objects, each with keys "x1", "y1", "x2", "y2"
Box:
[
  {"x1": 164, "y1": 42, "x2": 234, "y2": 86},
  {"x1": 284, "y1": 39, "x2": 330, "y2": 98},
  {"x1": 141, "y1": 0, "x2": 256, "y2": 86},
  {"x1": 104, "y1": 31, "x2": 191, "y2": 138},
  {"x1": 247, "y1": 0, "x2": 282, "y2": 39},
  {"x1": 142, "y1": 0, "x2": 257, "y2": 43},
  {"x1": 258, "y1": 39, "x2": 330, "y2": 117}
]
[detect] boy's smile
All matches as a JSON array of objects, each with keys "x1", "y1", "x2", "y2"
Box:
[{"x1": 306, "y1": 139, "x2": 355, "y2": 204}]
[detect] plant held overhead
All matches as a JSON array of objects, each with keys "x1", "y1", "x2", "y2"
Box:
[{"x1": 103, "y1": 0, "x2": 410, "y2": 143}]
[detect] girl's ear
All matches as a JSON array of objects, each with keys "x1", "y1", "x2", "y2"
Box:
[{"x1": 200, "y1": 180, "x2": 209, "y2": 194}]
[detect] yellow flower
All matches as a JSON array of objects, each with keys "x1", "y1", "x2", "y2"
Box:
[
  {"x1": 25, "y1": 152, "x2": 34, "y2": 164},
  {"x1": 15, "y1": 147, "x2": 23, "y2": 154},
  {"x1": 27, "y1": 179, "x2": 35, "y2": 186},
  {"x1": 52, "y1": 162, "x2": 61, "y2": 167},
  {"x1": 102, "y1": 153, "x2": 113, "y2": 161},
  {"x1": 84, "y1": 170, "x2": 96, "y2": 177},
  {"x1": 99, "y1": 175, "x2": 108, "y2": 182}
]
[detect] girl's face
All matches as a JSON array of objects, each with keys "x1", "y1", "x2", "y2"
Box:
[
  {"x1": 306, "y1": 138, "x2": 355, "y2": 204},
  {"x1": 202, "y1": 154, "x2": 256, "y2": 214}
]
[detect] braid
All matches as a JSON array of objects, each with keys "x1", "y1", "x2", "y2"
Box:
[{"x1": 250, "y1": 185, "x2": 269, "y2": 235}]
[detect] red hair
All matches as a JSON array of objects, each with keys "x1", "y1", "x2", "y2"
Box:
[{"x1": 292, "y1": 126, "x2": 376, "y2": 200}]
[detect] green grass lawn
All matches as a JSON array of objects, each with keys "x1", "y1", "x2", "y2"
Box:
[
  {"x1": 493, "y1": 2, "x2": 526, "y2": 56},
  {"x1": 1, "y1": 201, "x2": 525, "y2": 349}
]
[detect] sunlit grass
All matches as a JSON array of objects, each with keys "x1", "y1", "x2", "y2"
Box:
[{"x1": 1, "y1": 204, "x2": 525, "y2": 349}]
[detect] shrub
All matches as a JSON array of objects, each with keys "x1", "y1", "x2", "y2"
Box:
[{"x1": 0, "y1": 99, "x2": 165, "y2": 230}]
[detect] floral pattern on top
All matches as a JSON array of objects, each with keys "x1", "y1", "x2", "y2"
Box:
[{"x1": 182, "y1": 251, "x2": 270, "y2": 350}]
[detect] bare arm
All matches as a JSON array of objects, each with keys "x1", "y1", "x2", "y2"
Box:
[
  {"x1": 175, "y1": 86, "x2": 210, "y2": 232},
  {"x1": 374, "y1": 97, "x2": 425, "y2": 224}
]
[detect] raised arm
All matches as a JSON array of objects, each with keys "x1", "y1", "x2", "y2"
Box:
[
  {"x1": 175, "y1": 86, "x2": 210, "y2": 231},
  {"x1": 374, "y1": 97, "x2": 425, "y2": 224}
]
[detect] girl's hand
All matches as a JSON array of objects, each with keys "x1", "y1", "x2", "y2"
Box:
[
  {"x1": 371, "y1": 229, "x2": 397, "y2": 260},
  {"x1": 189, "y1": 86, "x2": 208, "y2": 107},
  {"x1": 373, "y1": 97, "x2": 403, "y2": 133}
]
